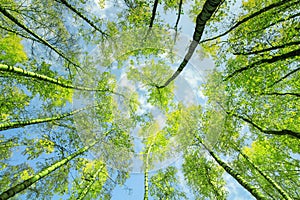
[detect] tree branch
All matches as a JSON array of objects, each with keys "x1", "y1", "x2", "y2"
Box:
[
  {"x1": 174, "y1": 0, "x2": 183, "y2": 30},
  {"x1": 56, "y1": 0, "x2": 109, "y2": 37},
  {"x1": 199, "y1": 0, "x2": 296, "y2": 44},
  {"x1": 267, "y1": 67, "x2": 300, "y2": 88},
  {"x1": 224, "y1": 48, "x2": 300, "y2": 81},
  {"x1": 0, "y1": 6, "x2": 82, "y2": 70},
  {"x1": 149, "y1": 0, "x2": 159, "y2": 28},
  {"x1": 233, "y1": 41, "x2": 300, "y2": 55},
  {"x1": 158, "y1": 0, "x2": 222, "y2": 88},
  {"x1": 261, "y1": 92, "x2": 300, "y2": 98}
]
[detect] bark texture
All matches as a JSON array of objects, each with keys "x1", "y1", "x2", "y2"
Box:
[
  {"x1": 0, "y1": 140, "x2": 99, "y2": 200},
  {"x1": 197, "y1": 138, "x2": 267, "y2": 200},
  {"x1": 0, "y1": 64, "x2": 106, "y2": 92},
  {"x1": 159, "y1": 0, "x2": 222, "y2": 88},
  {"x1": 0, "y1": 7, "x2": 81, "y2": 69}
]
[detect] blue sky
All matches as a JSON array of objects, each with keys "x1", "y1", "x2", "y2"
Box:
[{"x1": 1, "y1": 0, "x2": 260, "y2": 199}]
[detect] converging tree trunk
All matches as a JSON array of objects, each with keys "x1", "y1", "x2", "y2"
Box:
[
  {"x1": 0, "y1": 64, "x2": 108, "y2": 92},
  {"x1": 56, "y1": 0, "x2": 108, "y2": 37},
  {"x1": 199, "y1": 0, "x2": 297, "y2": 44},
  {"x1": 228, "y1": 112, "x2": 300, "y2": 139},
  {"x1": 268, "y1": 67, "x2": 300, "y2": 88},
  {"x1": 0, "y1": 138, "x2": 102, "y2": 200},
  {"x1": 149, "y1": 0, "x2": 159, "y2": 28},
  {"x1": 174, "y1": 0, "x2": 183, "y2": 30},
  {"x1": 0, "y1": 6, "x2": 81, "y2": 70},
  {"x1": 235, "y1": 146, "x2": 293, "y2": 200},
  {"x1": 159, "y1": 0, "x2": 222, "y2": 88},
  {"x1": 77, "y1": 165, "x2": 105, "y2": 200},
  {"x1": 196, "y1": 137, "x2": 267, "y2": 200},
  {"x1": 224, "y1": 48, "x2": 300, "y2": 81},
  {"x1": 0, "y1": 105, "x2": 94, "y2": 131}
]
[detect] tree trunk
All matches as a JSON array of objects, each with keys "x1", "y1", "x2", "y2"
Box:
[
  {"x1": 0, "y1": 105, "x2": 93, "y2": 131},
  {"x1": 236, "y1": 147, "x2": 293, "y2": 200},
  {"x1": 197, "y1": 138, "x2": 267, "y2": 200},
  {"x1": 57, "y1": 0, "x2": 108, "y2": 36},
  {"x1": 174, "y1": 0, "x2": 183, "y2": 30},
  {"x1": 77, "y1": 165, "x2": 105, "y2": 200},
  {"x1": 233, "y1": 41, "x2": 300, "y2": 55},
  {"x1": 149, "y1": 0, "x2": 159, "y2": 28},
  {"x1": 143, "y1": 134, "x2": 157, "y2": 200},
  {"x1": 228, "y1": 112, "x2": 300, "y2": 139},
  {"x1": 159, "y1": 0, "x2": 222, "y2": 88},
  {"x1": 268, "y1": 67, "x2": 300, "y2": 88},
  {"x1": 0, "y1": 139, "x2": 100, "y2": 200},
  {"x1": 224, "y1": 48, "x2": 300, "y2": 81},
  {"x1": 200, "y1": 0, "x2": 297, "y2": 44},
  {"x1": 0, "y1": 7, "x2": 81, "y2": 70},
  {"x1": 260, "y1": 92, "x2": 300, "y2": 98},
  {"x1": 0, "y1": 64, "x2": 107, "y2": 92}
]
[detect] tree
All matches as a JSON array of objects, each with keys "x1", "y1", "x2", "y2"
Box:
[
  {"x1": 159, "y1": 0, "x2": 223, "y2": 88},
  {"x1": 0, "y1": 137, "x2": 100, "y2": 200},
  {"x1": 1, "y1": 0, "x2": 299, "y2": 199},
  {"x1": 150, "y1": 166, "x2": 187, "y2": 200}
]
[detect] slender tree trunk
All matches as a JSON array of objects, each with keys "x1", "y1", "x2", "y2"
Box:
[
  {"x1": 143, "y1": 145, "x2": 153, "y2": 200},
  {"x1": 260, "y1": 92, "x2": 300, "y2": 98},
  {"x1": 0, "y1": 64, "x2": 107, "y2": 92},
  {"x1": 0, "y1": 139, "x2": 101, "y2": 200},
  {"x1": 77, "y1": 165, "x2": 105, "y2": 200},
  {"x1": 224, "y1": 48, "x2": 300, "y2": 81},
  {"x1": 174, "y1": 0, "x2": 183, "y2": 30},
  {"x1": 159, "y1": 0, "x2": 222, "y2": 88},
  {"x1": 235, "y1": 147, "x2": 293, "y2": 200},
  {"x1": 144, "y1": 163, "x2": 149, "y2": 200},
  {"x1": 229, "y1": 112, "x2": 300, "y2": 139},
  {"x1": 197, "y1": 138, "x2": 267, "y2": 200},
  {"x1": 143, "y1": 134, "x2": 158, "y2": 200},
  {"x1": 149, "y1": 0, "x2": 159, "y2": 28},
  {"x1": 0, "y1": 25, "x2": 39, "y2": 42},
  {"x1": 0, "y1": 105, "x2": 94, "y2": 131},
  {"x1": 199, "y1": 0, "x2": 297, "y2": 44},
  {"x1": 56, "y1": 0, "x2": 108, "y2": 37},
  {"x1": 0, "y1": 6, "x2": 81, "y2": 70},
  {"x1": 268, "y1": 67, "x2": 300, "y2": 88},
  {"x1": 233, "y1": 41, "x2": 300, "y2": 55}
]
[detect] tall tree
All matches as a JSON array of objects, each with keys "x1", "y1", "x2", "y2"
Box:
[
  {"x1": 0, "y1": 6, "x2": 82, "y2": 70},
  {"x1": 234, "y1": 145, "x2": 292, "y2": 200},
  {"x1": 196, "y1": 137, "x2": 267, "y2": 200},
  {"x1": 158, "y1": 0, "x2": 223, "y2": 88},
  {"x1": 0, "y1": 136, "x2": 105, "y2": 200}
]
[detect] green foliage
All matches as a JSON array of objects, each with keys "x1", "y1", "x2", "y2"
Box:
[
  {"x1": 0, "y1": 34, "x2": 27, "y2": 65},
  {"x1": 150, "y1": 166, "x2": 187, "y2": 200},
  {"x1": 183, "y1": 149, "x2": 227, "y2": 199},
  {"x1": 1, "y1": 0, "x2": 299, "y2": 199},
  {"x1": 127, "y1": 59, "x2": 175, "y2": 111}
]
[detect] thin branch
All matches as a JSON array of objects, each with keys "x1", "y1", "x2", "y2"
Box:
[
  {"x1": 268, "y1": 67, "x2": 300, "y2": 88},
  {"x1": 56, "y1": 0, "x2": 109, "y2": 37},
  {"x1": 149, "y1": 0, "x2": 159, "y2": 28},
  {"x1": 158, "y1": 0, "x2": 223, "y2": 88},
  {"x1": 0, "y1": 25, "x2": 39, "y2": 42},
  {"x1": 199, "y1": 0, "x2": 297, "y2": 44},
  {"x1": 231, "y1": 113, "x2": 300, "y2": 139},
  {"x1": 224, "y1": 48, "x2": 300, "y2": 81},
  {"x1": 174, "y1": 0, "x2": 183, "y2": 30},
  {"x1": 233, "y1": 41, "x2": 300, "y2": 55},
  {"x1": 261, "y1": 92, "x2": 300, "y2": 98},
  {"x1": 0, "y1": 6, "x2": 82, "y2": 70}
]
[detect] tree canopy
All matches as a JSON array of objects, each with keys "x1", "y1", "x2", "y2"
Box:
[{"x1": 0, "y1": 0, "x2": 299, "y2": 199}]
